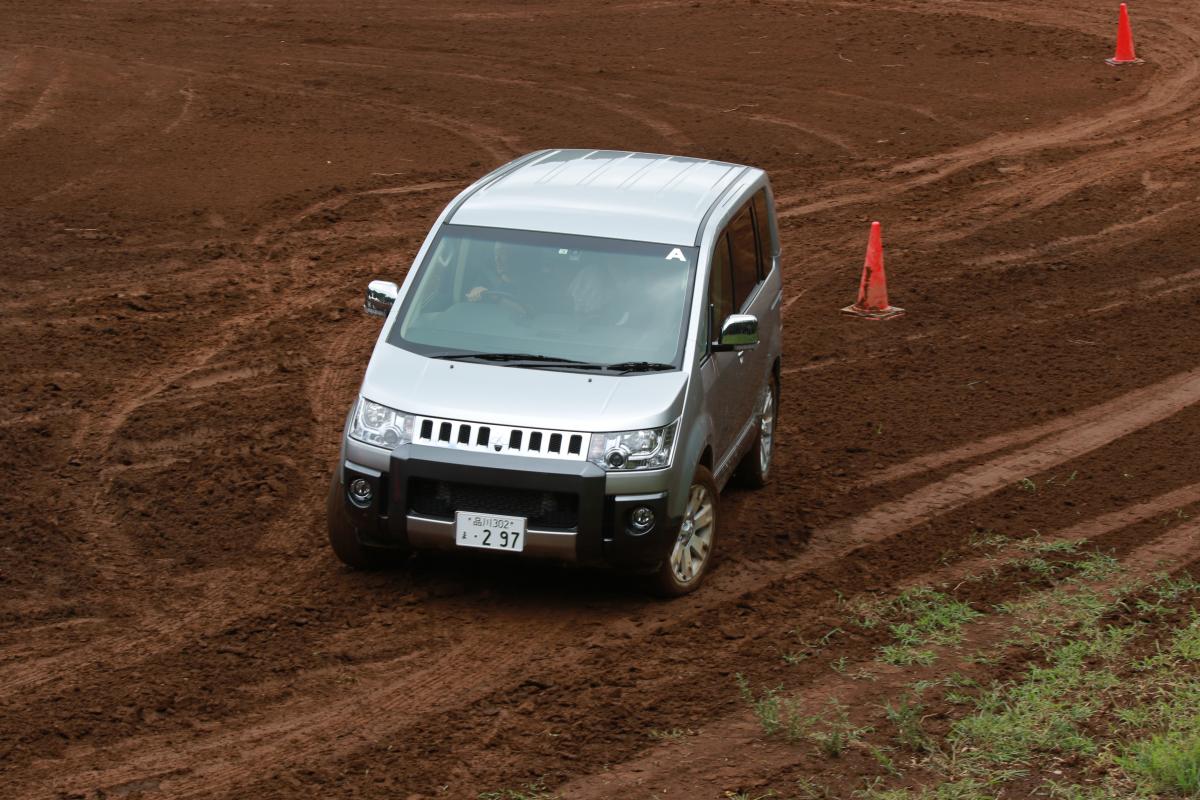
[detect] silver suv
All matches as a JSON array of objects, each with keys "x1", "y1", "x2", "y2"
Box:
[{"x1": 329, "y1": 149, "x2": 782, "y2": 595}]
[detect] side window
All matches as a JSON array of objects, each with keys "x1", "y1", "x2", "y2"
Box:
[
  {"x1": 707, "y1": 232, "x2": 733, "y2": 347},
  {"x1": 752, "y1": 189, "x2": 774, "y2": 278},
  {"x1": 729, "y1": 203, "x2": 759, "y2": 310}
]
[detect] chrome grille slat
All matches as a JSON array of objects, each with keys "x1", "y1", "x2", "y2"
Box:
[{"x1": 412, "y1": 415, "x2": 588, "y2": 461}]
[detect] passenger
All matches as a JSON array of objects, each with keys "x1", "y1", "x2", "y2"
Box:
[{"x1": 568, "y1": 260, "x2": 629, "y2": 326}]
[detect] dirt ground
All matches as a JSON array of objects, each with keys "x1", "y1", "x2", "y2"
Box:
[{"x1": 2, "y1": 0, "x2": 1200, "y2": 797}]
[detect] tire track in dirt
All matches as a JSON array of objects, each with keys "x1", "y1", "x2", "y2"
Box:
[
  {"x1": 859, "y1": 365, "x2": 1200, "y2": 489},
  {"x1": 161, "y1": 80, "x2": 196, "y2": 134},
  {"x1": 4, "y1": 2, "x2": 1196, "y2": 796},
  {"x1": 13, "y1": 361, "x2": 1200, "y2": 798},
  {"x1": 394, "y1": 66, "x2": 694, "y2": 149},
  {"x1": 972, "y1": 200, "x2": 1199, "y2": 269},
  {"x1": 767, "y1": 0, "x2": 1200, "y2": 380},
  {"x1": 0, "y1": 49, "x2": 34, "y2": 125},
  {"x1": 662, "y1": 98, "x2": 858, "y2": 156},
  {"x1": 703, "y1": 363, "x2": 1200, "y2": 600},
  {"x1": 0, "y1": 333, "x2": 342, "y2": 704},
  {"x1": 427, "y1": 0, "x2": 689, "y2": 22},
  {"x1": 923, "y1": 133, "x2": 1200, "y2": 248},
  {"x1": 11, "y1": 45, "x2": 521, "y2": 168},
  {"x1": 562, "y1": 507, "x2": 1200, "y2": 799},
  {"x1": 2, "y1": 57, "x2": 67, "y2": 135},
  {"x1": 23, "y1": 615, "x2": 594, "y2": 799},
  {"x1": 820, "y1": 88, "x2": 983, "y2": 137},
  {"x1": 775, "y1": 0, "x2": 1200, "y2": 230},
  {"x1": 0, "y1": 181, "x2": 460, "y2": 698}
]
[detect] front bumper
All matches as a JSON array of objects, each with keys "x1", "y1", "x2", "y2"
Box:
[{"x1": 340, "y1": 443, "x2": 680, "y2": 569}]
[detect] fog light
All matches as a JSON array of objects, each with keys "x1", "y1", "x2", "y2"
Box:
[
  {"x1": 630, "y1": 506, "x2": 655, "y2": 534},
  {"x1": 348, "y1": 478, "x2": 373, "y2": 505}
]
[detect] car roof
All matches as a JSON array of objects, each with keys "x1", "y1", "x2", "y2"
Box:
[{"x1": 449, "y1": 149, "x2": 759, "y2": 246}]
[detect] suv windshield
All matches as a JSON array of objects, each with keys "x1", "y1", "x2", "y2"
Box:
[{"x1": 387, "y1": 225, "x2": 697, "y2": 370}]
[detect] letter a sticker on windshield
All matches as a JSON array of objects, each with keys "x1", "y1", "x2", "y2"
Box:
[{"x1": 665, "y1": 248, "x2": 687, "y2": 262}]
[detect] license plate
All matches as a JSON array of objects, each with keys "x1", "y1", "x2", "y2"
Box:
[{"x1": 455, "y1": 511, "x2": 526, "y2": 552}]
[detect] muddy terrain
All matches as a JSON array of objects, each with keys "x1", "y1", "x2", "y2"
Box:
[{"x1": 2, "y1": 0, "x2": 1199, "y2": 797}]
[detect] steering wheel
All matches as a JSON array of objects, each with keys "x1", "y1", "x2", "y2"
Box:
[{"x1": 483, "y1": 290, "x2": 529, "y2": 317}]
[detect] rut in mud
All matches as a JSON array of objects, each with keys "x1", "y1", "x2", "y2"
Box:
[{"x1": 2, "y1": 0, "x2": 1200, "y2": 798}]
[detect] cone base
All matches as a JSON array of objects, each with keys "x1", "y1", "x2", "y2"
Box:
[
  {"x1": 1105, "y1": 56, "x2": 1144, "y2": 66},
  {"x1": 841, "y1": 303, "x2": 905, "y2": 320}
]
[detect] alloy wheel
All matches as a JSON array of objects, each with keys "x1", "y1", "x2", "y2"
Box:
[
  {"x1": 758, "y1": 384, "x2": 775, "y2": 475},
  {"x1": 670, "y1": 483, "x2": 715, "y2": 583}
]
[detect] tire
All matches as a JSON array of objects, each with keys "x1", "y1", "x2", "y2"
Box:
[
  {"x1": 326, "y1": 470, "x2": 407, "y2": 570},
  {"x1": 735, "y1": 373, "x2": 778, "y2": 489},
  {"x1": 650, "y1": 465, "x2": 720, "y2": 597}
]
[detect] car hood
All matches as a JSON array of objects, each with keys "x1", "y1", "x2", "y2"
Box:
[{"x1": 359, "y1": 344, "x2": 688, "y2": 432}]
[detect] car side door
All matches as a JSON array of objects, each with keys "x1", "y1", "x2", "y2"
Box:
[
  {"x1": 721, "y1": 198, "x2": 771, "y2": 466},
  {"x1": 699, "y1": 228, "x2": 741, "y2": 463}
]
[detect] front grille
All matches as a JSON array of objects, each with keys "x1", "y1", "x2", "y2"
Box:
[
  {"x1": 412, "y1": 414, "x2": 587, "y2": 461},
  {"x1": 407, "y1": 478, "x2": 579, "y2": 530}
]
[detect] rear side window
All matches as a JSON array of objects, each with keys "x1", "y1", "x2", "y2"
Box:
[
  {"x1": 708, "y1": 232, "x2": 733, "y2": 345},
  {"x1": 729, "y1": 204, "x2": 758, "y2": 310},
  {"x1": 752, "y1": 189, "x2": 774, "y2": 274}
]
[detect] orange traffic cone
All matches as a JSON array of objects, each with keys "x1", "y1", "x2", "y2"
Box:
[
  {"x1": 841, "y1": 221, "x2": 904, "y2": 320},
  {"x1": 1106, "y1": 3, "x2": 1143, "y2": 66}
]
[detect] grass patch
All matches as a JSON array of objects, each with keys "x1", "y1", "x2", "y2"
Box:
[
  {"x1": 856, "y1": 587, "x2": 980, "y2": 666},
  {"x1": 742, "y1": 558, "x2": 1200, "y2": 798},
  {"x1": 1119, "y1": 731, "x2": 1200, "y2": 795},
  {"x1": 736, "y1": 676, "x2": 870, "y2": 756},
  {"x1": 864, "y1": 572, "x2": 1200, "y2": 798},
  {"x1": 884, "y1": 695, "x2": 932, "y2": 753},
  {"x1": 968, "y1": 529, "x2": 1009, "y2": 549},
  {"x1": 1014, "y1": 535, "x2": 1080, "y2": 555},
  {"x1": 478, "y1": 782, "x2": 556, "y2": 800},
  {"x1": 1075, "y1": 551, "x2": 1121, "y2": 581},
  {"x1": 881, "y1": 645, "x2": 936, "y2": 666}
]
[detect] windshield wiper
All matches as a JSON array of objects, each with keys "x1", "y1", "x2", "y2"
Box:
[
  {"x1": 432, "y1": 352, "x2": 604, "y2": 369},
  {"x1": 604, "y1": 361, "x2": 676, "y2": 373}
]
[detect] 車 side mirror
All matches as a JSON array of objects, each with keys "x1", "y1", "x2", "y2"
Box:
[
  {"x1": 364, "y1": 280, "x2": 399, "y2": 318},
  {"x1": 712, "y1": 313, "x2": 759, "y2": 352}
]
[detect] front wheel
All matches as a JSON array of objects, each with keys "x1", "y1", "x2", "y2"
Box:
[{"x1": 651, "y1": 466, "x2": 720, "y2": 597}]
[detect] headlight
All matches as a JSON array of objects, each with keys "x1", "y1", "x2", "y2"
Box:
[
  {"x1": 588, "y1": 421, "x2": 677, "y2": 471},
  {"x1": 349, "y1": 398, "x2": 414, "y2": 449}
]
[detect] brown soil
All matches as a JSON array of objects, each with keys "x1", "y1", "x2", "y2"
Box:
[{"x1": 2, "y1": 0, "x2": 1199, "y2": 798}]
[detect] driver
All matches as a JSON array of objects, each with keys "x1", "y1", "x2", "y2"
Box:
[{"x1": 465, "y1": 242, "x2": 530, "y2": 315}]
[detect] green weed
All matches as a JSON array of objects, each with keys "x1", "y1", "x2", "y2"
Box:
[
  {"x1": 881, "y1": 645, "x2": 936, "y2": 666},
  {"x1": 865, "y1": 587, "x2": 981, "y2": 666},
  {"x1": 1074, "y1": 551, "x2": 1121, "y2": 581},
  {"x1": 1119, "y1": 732, "x2": 1200, "y2": 795},
  {"x1": 809, "y1": 700, "x2": 872, "y2": 758},
  {"x1": 885, "y1": 696, "x2": 932, "y2": 752},
  {"x1": 867, "y1": 744, "x2": 903, "y2": 777},
  {"x1": 737, "y1": 678, "x2": 870, "y2": 756},
  {"x1": 1172, "y1": 612, "x2": 1200, "y2": 660},
  {"x1": 1014, "y1": 535, "x2": 1079, "y2": 554},
  {"x1": 478, "y1": 781, "x2": 556, "y2": 800},
  {"x1": 968, "y1": 529, "x2": 1009, "y2": 549},
  {"x1": 856, "y1": 572, "x2": 1200, "y2": 799}
]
